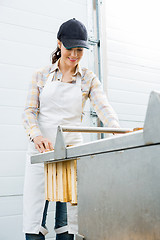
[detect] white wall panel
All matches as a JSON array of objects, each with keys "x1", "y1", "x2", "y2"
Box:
[
  {"x1": 118, "y1": 113, "x2": 144, "y2": 122},
  {"x1": 0, "y1": 125, "x2": 28, "y2": 151},
  {"x1": 0, "y1": 39, "x2": 51, "y2": 68},
  {"x1": 0, "y1": 0, "x2": 87, "y2": 22},
  {"x1": 108, "y1": 89, "x2": 149, "y2": 105},
  {"x1": 0, "y1": 215, "x2": 24, "y2": 240},
  {"x1": 0, "y1": 22, "x2": 56, "y2": 48},
  {"x1": 0, "y1": 176, "x2": 24, "y2": 196},
  {"x1": 107, "y1": 39, "x2": 160, "y2": 63},
  {"x1": 108, "y1": 64, "x2": 160, "y2": 84},
  {"x1": 108, "y1": 76, "x2": 160, "y2": 94},
  {"x1": 0, "y1": 196, "x2": 23, "y2": 217},
  {"x1": 0, "y1": 88, "x2": 27, "y2": 107},
  {"x1": 108, "y1": 50, "x2": 160, "y2": 71},
  {"x1": 107, "y1": 26, "x2": 160, "y2": 52},
  {"x1": 106, "y1": 0, "x2": 160, "y2": 128},
  {"x1": 0, "y1": 152, "x2": 25, "y2": 177},
  {"x1": 0, "y1": 5, "x2": 60, "y2": 33},
  {"x1": 0, "y1": 63, "x2": 33, "y2": 90},
  {"x1": 119, "y1": 120, "x2": 143, "y2": 128},
  {"x1": 110, "y1": 102, "x2": 147, "y2": 117},
  {"x1": 0, "y1": 107, "x2": 24, "y2": 124}
]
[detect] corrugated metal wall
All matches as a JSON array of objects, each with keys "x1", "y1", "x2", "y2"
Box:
[
  {"x1": 105, "y1": 0, "x2": 160, "y2": 129},
  {"x1": 0, "y1": 1, "x2": 90, "y2": 239}
]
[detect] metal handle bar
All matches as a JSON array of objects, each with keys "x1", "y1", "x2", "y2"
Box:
[{"x1": 60, "y1": 126, "x2": 132, "y2": 134}]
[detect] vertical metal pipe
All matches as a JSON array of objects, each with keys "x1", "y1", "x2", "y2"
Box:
[
  {"x1": 95, "y1": 0, "x2": 102, "y2": 84},
  {"x1": 96, "y1": 0, "x2": 104, "y2": 138}
]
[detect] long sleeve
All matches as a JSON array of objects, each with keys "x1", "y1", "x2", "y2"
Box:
[
  {"x1": 22, "y1": 71, "x2": 42, "y2": 140},
  {"x1": 88, "y1": 75, "x2": 120, "y2": 128}
]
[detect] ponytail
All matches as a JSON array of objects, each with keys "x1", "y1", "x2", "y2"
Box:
[{"x1": 51, "y1": 47, "x2": 61, "y2": 64}]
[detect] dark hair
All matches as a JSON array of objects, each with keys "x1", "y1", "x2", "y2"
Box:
[{"x1": 51, "y1": 46, "x2": 61, "y2": 64}]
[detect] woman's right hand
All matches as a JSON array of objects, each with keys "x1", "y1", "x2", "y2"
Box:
[{"x1": 33, "y1": 136, "x2": 54, "y2": 153}]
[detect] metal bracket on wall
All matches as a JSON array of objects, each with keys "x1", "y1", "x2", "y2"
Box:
[
  {"x1": 90, "y1": 110, "x2": 97, "y2": 117},
  {"x1": 88, "y1": 37, "x2": 100, "y2": 46}
]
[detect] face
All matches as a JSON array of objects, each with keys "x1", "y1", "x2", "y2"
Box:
[{"x1": 57, "y1": 40, "x2": 84, "y2": 68}]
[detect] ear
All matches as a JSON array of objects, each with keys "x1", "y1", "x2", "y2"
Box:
[{"x1": 57, "y1": 40, "x2": 62, "y2": 49}]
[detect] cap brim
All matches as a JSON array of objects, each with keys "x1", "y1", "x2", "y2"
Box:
[{"x1": 61, "y1": 38, "x2": 89, "y2": 49}]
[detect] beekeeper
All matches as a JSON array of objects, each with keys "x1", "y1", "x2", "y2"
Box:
[{"x1": 22, "y1": 18, "x2": 120, "y2": 240}]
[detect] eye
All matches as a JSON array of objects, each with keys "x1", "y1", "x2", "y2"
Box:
[{"x1": 77, "y1": 48, "x2": 83, "y2": 52}]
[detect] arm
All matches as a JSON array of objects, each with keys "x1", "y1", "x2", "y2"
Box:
[
  {"x1": 89, "y1": 75, "x2": 120, "y2": 128},
  {"x1": 22, "y1": 71, "x2": 53, "y2": 152},
  {"x1": 22, "y1": 71, "x2": 42, "y2": 140}
]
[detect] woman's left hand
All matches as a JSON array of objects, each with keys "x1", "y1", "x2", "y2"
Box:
[{"x1": 33, "y1": 135, "x2": 54, "y2": 153}]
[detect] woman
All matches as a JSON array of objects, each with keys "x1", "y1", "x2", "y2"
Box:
[{"x1": 23, "y1": 18, "x2": 120, "y2": 240}]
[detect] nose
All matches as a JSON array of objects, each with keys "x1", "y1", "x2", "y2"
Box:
[{"x1": 70, "y1": 49, "x2": 77, "y2": 57}]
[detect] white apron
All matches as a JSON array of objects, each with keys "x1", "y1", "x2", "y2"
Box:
[{"x1": 23, "y1": 70, "x2": 83, "y2": 235}]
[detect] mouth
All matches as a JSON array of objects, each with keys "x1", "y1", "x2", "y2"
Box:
[{"x1": 68, "y1": 58, "x2": 78, "y2": 62}]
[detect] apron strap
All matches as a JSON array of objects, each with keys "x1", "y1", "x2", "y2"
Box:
[
  {"x1": 48, "y1": 67, "x2": 82, "y2": 89},
  {"x1": 75, "y1": 73, "x2": 81, "y2": 87},
  {"x1": 48, "y1": 71, "x2": 56, "y2": 83}
]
